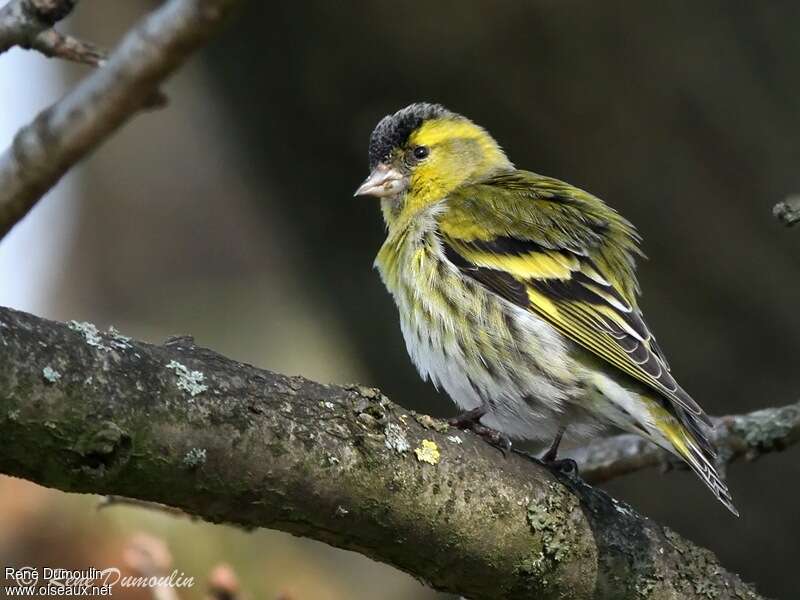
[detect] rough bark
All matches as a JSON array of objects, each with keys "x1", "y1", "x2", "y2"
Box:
[{"x1": 0, "y1": 306, "x2": 764, "y2": 600}]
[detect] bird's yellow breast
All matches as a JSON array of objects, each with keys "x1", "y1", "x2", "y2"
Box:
[{"x1": 375, "y1": 200, "x2": 575, "y2": 385}]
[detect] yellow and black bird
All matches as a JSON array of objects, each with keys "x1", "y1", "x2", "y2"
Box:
[{"x1": 355, "y1": 102, "x2": 737, "y2": 515}]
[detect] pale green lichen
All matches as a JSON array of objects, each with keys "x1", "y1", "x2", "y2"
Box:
[
  {"x1": 166, "y1": 360, "x2": 208, "y2": 397},
  {"x1": 735, "y1": 584, "x2": 760, "y2": 599},
  {"x1": 446, "y1": 435, "x2": 462, "y2": 445},
  {"x1": 634, "y1": 575, "x2": 659, "y2": 598},
  {"x1": 733, "y1": 405, "x2": 797, "y2": 453},
  {"x1": 525, "y1": 484, "x2": 579, "y2": 564},
  {"x1": 414, "y1": 439, "x2": 440, "y2": 465},
  {"x1": 66, "y1": 321, "x2": 135, "y2": 353},
  {"x1": 107, "y1": 326, "x2": 133, "y2": 350},
  {"x1": 611, "y1": 496, "x2": 635, "y2": 517},
  {"x1": 68, "y1": 320, "x2": 111, "y2": 351},
  {"x1": 384, "y1": 422, "x2": 410, "y2": 453},
  {"x1": 694, "y1": 579, "x2": 721, "y2": 599},
  {"x1": 183, "y1": 447, "x2": 207, "y2": 468},
  {"x1": 662, "y1": 526, "x2": 730, "y2": 599},
  {"x1": 42, "y1": 366, "x2": 62, "y2": 383}
]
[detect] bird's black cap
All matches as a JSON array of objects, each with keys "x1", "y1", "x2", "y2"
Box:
[{"x1": 368, "y1": 103, "x2": 452, "y2": 169}]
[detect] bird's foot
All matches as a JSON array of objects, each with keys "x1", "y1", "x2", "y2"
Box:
[
  {"x1": 448, "y1": 407, "x2": 511, "y2": 456},
  {"x1": 510, "y1": 449, "x2": 580, "y2": 477},
  {"x1": 470, "y1": 423, "x2": 513, "y2": 456},
  {"x1": 540, "y1": 426, "x2": 566, "y2": 463},
  {"x1": 538, "y1": 427, "x2": 579, "y2": 475},
  {"x1": 447, "y1": 406, "x2": 487, "y2": 429}
]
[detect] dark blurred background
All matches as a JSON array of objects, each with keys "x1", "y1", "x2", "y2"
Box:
[{"x1": 1, "y1": 1, "x2": 799, "y2": 598}]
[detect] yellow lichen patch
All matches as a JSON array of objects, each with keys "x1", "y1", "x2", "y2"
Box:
[{"x1": 414, "y1": 439, "x2": 440, "y2": 465}]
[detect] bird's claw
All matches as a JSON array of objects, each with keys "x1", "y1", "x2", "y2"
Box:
[
  {"x1": 542, "y1": 457, "x2": 579, "y2": 476},
  {"x1": 448, "y1": 408, "x2": 511, "y2": 456},
  {"x1": 447, "y1": 406, "x2": 487, "y2": 429},
  {"x1": 471, "y1": 423, "x2": 512, "y2": 457}
]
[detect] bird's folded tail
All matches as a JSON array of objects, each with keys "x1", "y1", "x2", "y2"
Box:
[{"x1": 654, "y1": 408, "x2": 739, "y2": 517}]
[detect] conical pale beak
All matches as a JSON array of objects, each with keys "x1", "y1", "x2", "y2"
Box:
[{"x1": 354, "y1": 164, "x2": 406, "y2": 198}]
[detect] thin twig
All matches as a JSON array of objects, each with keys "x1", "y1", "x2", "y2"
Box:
[{"x1": 28, "y1": 28, "x2": 105, "y2": 65}]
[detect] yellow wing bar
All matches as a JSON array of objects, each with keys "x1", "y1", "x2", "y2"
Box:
[{"x1": 442, "y1": 235, "x2": 705, "y2": 421}]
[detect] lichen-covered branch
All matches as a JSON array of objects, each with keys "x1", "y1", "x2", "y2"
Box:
[
  {"x1": 570, "y1": 402, "x2": 800, "y2": 485},
  {"x1": 0, "y1": 306, "x2": 764, "y2": 600},
  {"x1": 0, "y1": 0, "x2": 242, "y2": 240}
]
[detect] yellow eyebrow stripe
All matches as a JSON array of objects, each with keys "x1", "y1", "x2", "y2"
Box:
[{"x1": 410, "y1": 119, "x2": 488, "y2": 148}]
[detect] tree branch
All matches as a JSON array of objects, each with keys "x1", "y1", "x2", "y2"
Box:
[
  {"x1": 0, "y1": 1, "x2": 101, "y2": 64},
  {"x1": 773, "y1": 195, "x2": 800, "y2": 227},
  {"x1": 571, "y1": 402, "x2": 800, "y2": 484},
  {"x1": 0, "y1": 306, "x2": 764, "y2": 600},
  {"x1": 0, "y1": 0, "x2": 242, "y2": 240},
  {"x1": 28, "y1": 27, "x2": 104, "y2": 66}
]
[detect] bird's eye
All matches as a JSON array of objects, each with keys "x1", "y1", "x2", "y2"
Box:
[{"x1": 413, "y1": 146, "x2": 429, "y2": 160}]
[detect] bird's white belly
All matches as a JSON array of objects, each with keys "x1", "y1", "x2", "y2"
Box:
[{"x1": 398, "y1": 293, "x2": 581, "y2": 442}]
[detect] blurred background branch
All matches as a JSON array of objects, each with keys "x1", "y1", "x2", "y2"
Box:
[
  {"x1": 0, "y1": 0, "x2": 103, "y2": 65},
  {"x1": 0, "y1": 0, "x2": 78, "y2": 53},
  {"x1": 0, "y1": 0, "x2": 241, "y2": 240},
  {"x1": 571, "y1": 400, "x2": 800, "y2": 484},
  {"x1": 0, "y1": 305, "x2": 764, "y2": 600},
  {"x1": 773, "y1": 195, "x2": 800, "y2": 227},
  {"x1": 25, "y1": 27, "x2": 104, "y2": 66}
]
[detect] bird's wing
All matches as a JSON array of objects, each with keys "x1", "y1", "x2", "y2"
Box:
[{"x1": 438, "y1": 170, "x2": 707, "y2": 424}]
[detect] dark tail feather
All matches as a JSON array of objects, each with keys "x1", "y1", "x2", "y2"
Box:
[{"x1": 670, "y1": 415, "x2": 739, "y2": 516}]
